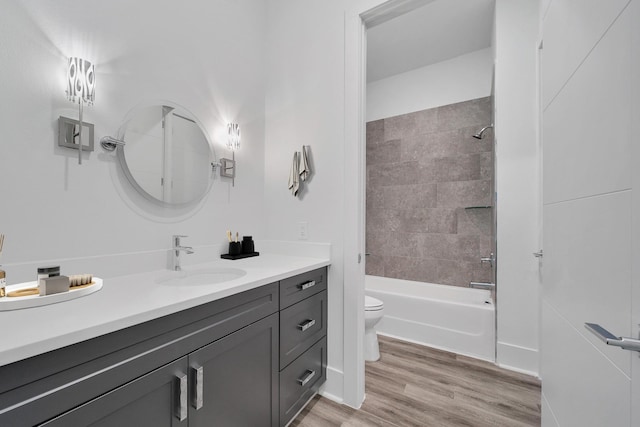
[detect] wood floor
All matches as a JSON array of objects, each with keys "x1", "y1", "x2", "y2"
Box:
[{"x1": 291, "y1": 335, "x2": 541, "y2": 427}]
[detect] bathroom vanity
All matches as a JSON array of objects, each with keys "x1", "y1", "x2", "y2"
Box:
[{"x1": 0, "y1": 258, "x2": 328, "y2": 427}]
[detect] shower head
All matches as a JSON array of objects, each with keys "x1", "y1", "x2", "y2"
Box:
[{"x1": 473, "y1": 124, "x2": 494, "y2": 140}]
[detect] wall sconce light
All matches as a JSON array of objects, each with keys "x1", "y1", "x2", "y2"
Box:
[
  {"x1": 226, "y1": 123, "x2": 240, "y2": 151},
  {"x1": 61, "y1": 57, "x2": 96, "y2": 165},
  {"x1": 218, "y1": 123, "x2": 240, "y2": 186}
]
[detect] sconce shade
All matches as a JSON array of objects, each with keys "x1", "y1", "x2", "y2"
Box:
[
  {"x1": 67, "y1": 57, "x2": 95, "y2": 105},
  {"x1": 227, "y1": 123, "x2": 240, "y2": 151}
]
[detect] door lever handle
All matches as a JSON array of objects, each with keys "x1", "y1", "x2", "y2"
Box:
[{"x1": 585, "y1": 323, "x2": 640, "y2": 352}]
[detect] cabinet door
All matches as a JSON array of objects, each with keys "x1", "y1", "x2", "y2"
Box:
[
  {"x1": 188, "y1": 313, "x2": 279, "y2": 427},
  {"x1": 41, "y1": 357, "x2": 189, "y2": 427}
]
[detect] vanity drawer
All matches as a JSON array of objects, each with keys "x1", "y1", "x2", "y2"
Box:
[
  {"x1": 279, "y1": 267, "x2": 327, "y2": 309},
  {"x1": 279, "y1": 337, "x2": 326, "y2": 427},
  {"x1": 280, "y1": 290, "x2": 327, "y2": 369}
]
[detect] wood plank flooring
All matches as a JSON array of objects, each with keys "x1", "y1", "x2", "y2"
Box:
[{"x1": 291, "y1": 335, "x2": 541, "y2": 427}]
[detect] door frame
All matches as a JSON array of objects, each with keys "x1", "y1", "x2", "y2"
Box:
[{"x1": 342, "y1": 0, "x2": 443, "y2": 408}]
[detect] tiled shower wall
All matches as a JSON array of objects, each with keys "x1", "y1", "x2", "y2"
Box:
[{"x1": 365, "y1": 97, "x2": 494, "y2": 287}]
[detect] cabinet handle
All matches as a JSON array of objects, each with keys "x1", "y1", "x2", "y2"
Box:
[
  {"x1": 298, "y1": 319, "x2": 316, "y2": 332},
  {"x1": 176, "y1": 374, "x2": 188, "y2": 421},
  {"x1": 298, "y1": 280, "x2": 316, "y2": 291},
  {"x1": 297, "y1": 369, "x2": 316, "y2": 387},
  {"x1": 191, "y1": 366, "x2": 204, "y2": 410}
]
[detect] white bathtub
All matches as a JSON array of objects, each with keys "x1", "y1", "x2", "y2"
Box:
[{"x1": 366, "y1": 275, "x2": 495, "y2": 362}]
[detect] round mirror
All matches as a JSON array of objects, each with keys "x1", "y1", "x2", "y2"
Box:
[{"x1": 117, "y1": 105, "x2": 213, "y2": 205}]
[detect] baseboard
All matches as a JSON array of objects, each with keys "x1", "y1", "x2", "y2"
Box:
[
  {"x1": 319, "y1": 365, "x2": 344, "y2": 404},
  {"x1": 496, "y1": 341, "x2": 540, "y2": 377}
]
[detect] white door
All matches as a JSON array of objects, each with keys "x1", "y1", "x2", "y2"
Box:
[{"x1": 540, "y1": 0, "x2": 639, "y2": 426}]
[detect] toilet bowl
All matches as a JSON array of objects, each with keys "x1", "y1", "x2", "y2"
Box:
[{"x1": 364, "y1": 295, "x2": 384, "y2": 361}]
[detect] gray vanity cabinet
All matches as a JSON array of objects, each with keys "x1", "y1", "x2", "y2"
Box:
[
  {"x1": 0, "y1": 282, "x2": 279, "y2": 426},
  {"x1": 0, "y1": 267, "x2": 328, "y2": 427},
  {"x1": 40, "y1": 314, "x2": 279, "y2": 427}
]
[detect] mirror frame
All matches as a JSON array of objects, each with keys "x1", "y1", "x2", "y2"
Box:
[{"x1": 115, "y1": 102, "x2": 215, "y2": 207}]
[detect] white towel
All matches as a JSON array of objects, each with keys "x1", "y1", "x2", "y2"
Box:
[
  {"x1": 288, "y1": 152, "x2": 300, "y2": 196},
  {"x1": 299, "y1": 145, "x2": 311, "y2": 181}
]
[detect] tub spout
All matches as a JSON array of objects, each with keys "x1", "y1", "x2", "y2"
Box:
[{"x1": 469, "y1": 281, "x2": 495, "y2": 290}]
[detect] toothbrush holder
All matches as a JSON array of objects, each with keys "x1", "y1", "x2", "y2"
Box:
[{"x1": 228, "y1": 242, "x2": 242, "y2": 256}]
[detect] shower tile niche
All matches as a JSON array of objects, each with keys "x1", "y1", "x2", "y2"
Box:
[{"x1": 366, "y1": 97, "x2": 494, "y2": 287}]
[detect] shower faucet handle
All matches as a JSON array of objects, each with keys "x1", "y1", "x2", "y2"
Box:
[
  {"x1": 480, "y1": 253, "x2": 495, "y2": 267},
  {"x1": 469, "y1": 281, "x2": 495, "y2": 290}
]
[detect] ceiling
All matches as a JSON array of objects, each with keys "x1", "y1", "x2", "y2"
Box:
[{"x1": 366, "y1": 0, "x2": 495, "y2": 83}]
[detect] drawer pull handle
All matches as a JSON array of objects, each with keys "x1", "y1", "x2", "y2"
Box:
[
  {"x1": 176, "y1": 374, "x2": 188, "y2": 421},
  {"x1": 297, "y1": 369, "x2": 316, "y2": 386},
  {"x1": 298, "y1": 319, "x2": 316, "y2": 332},
  {"x1": 191, "y1": 366, "x2": 204, "y2": 410},
  {"x1": 298, "y1": 280, "x2": 316, "y2": 291}
]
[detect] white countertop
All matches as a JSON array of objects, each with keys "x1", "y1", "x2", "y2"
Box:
[{"x1": 0, "y1": 253, "x2": 330, "y2": 367}]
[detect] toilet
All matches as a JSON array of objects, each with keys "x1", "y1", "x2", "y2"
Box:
[{"x1": 364, "y1": 295, "x2": 385, "y2": 361}]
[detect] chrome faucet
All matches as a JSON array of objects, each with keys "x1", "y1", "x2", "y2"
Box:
[
  {"x1": 469, "y1": 281, "x2": 495, "y2": 290},
  {"x1": 173, "y1": 235, "x2": 194, "y2": 271},
  {"x1": 480, "y1": 252, "x2": 495, "y2": 268}
]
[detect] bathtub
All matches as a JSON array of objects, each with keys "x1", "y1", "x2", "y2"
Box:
[{"x1": 366, "y1": 275, "x2": 495, "y2": 362}]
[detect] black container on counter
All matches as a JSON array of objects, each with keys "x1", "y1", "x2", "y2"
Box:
[{"x1": 241, "y1": 236, "x2": 255, "y2": 254}]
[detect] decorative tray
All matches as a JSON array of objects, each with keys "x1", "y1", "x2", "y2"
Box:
[
  {"x1": 220, "y1": 252, "x2": 260, "y2": 260},
  {"x1": 0, "y1": 278, "x2": 103, "y2": 311}
]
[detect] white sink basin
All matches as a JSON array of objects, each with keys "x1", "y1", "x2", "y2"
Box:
[{"x1": 157, "y1": 267, "x2": 247, "y2": 287}]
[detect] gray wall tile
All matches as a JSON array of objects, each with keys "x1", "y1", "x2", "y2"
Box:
[
  {"x1": 436, "y1": 97, "x2": 492, "y2": 132},
  {"x1": 368, "y1": 160, "x2": 437, "y2": 188},
  {"x1": 398, "y1": 208, "x2": 457, "y2": 234},
  {"x1": 435, "y1": 154, "x2": 483, "y2": 182},
  {"x1": 367, "y1": 139, "x2": 401, "y2": 166},
  {"x1": 366, "y1": 119, "x2": 384, "y2": 145},
  {"x1": 436, "y1": 259, "x2": 494, "y2": 287},
  {"x1": 378, "y1": 183, "x2": 438, "y2": 210},
  {"x1": 436, "y1": 180, "x2": 492, "y2": 207},
  {"x1": 417, "y1": 234, "x2": 481, "y2": 262},
  {"x1": 457, "y1": 207, "x2": 493, "y2": 236},
  {"x1": 479, "y1": 151, "x2": 494, "y2": 180},
  {"x1": 383, "y1": 256, "x2": 440, "y2": 284},
  {"x1": 384, "y1": 108, "x2": 438, "y2": 140},
  {"x1": 365, "y1": 254, "x2": 385, "y2": 276},
  {"x1": 402, "y1": 127, "x2": 493, "y2": 161},
  {"x1": 366, "y1": 97, "x2": 494, "y2": 287}
]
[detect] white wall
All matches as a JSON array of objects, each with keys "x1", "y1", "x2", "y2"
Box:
[
  {"x1": 367, "y1": 48, "x2": 493, "y2": 121},
  {"x1": 264, "y1": 0, "x2": 350, "y2": 402},
  {"x1": 264, "y1": 0, "x2": 387, "y2": 407},
  {"x1": 0, "y1": 0, "x2": 268, "y2": 281},
  {"x1": 494, "y1": 0, "x2": 540, "y2": 375}
]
